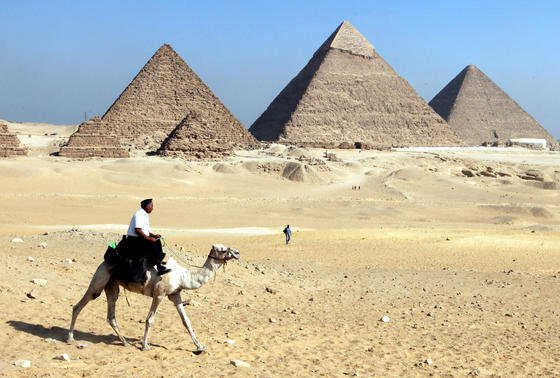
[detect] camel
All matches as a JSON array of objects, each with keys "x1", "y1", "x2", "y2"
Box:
[{"x1": 67, "y1": 243, "x2": 240, "y2": 352}]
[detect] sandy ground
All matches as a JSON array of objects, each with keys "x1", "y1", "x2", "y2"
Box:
[
  {"x1": 1, "y1": 125, "x2": 559, "y2": 377},
  {"x1": 2, "y1": 120, "x2": 76, "y2": 156}
]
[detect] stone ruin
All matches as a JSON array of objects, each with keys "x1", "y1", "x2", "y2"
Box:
[
  {"x1": 429, "y1": 65, "x2": 558, "y2": 149},
  {"x1": 0, "y1": 122, "x2": 27, "y2": 157},
  {"x1": 58, "y1": 117, "x2": 129, "y2": 158},
  {"x1": 157, "y1": 111, "x2": 259, "y2": 159},
  {"x1": 249, "y1": 20, "x2": 460, "y2": 149}
]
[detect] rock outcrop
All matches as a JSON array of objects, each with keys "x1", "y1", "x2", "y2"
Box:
[
  {"x1": 249, "y1": 21, "x2": 460, "y2": 148},
  {"x1": 429, "y1": 65, "x2": 557, "y2": 148},
  {"x1": 0, "y1": 122, "x2": 27, "y2": 157}
]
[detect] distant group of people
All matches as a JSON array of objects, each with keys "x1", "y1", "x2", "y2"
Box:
[{"x1": 352, "y1": 185, "x2": 361, "y2": 190}]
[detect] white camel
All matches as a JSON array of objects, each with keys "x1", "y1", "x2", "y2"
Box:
[{"x1": 67, "y1": 244, "x2": 240, "y2": 352}]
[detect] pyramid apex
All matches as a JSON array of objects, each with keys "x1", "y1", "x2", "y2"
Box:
[
  {"x1": 156, "y1": 43, "x2": 176, "y2": 53},
  {"x1": 327, "y1": 20, "x2": 375, "y2": 58},
  {"x1": 463, "y1": 65, "x2": 491, "y2": 81},
  {"x1": 465, "y1": 64, "x2": 481, "y2": 73}
]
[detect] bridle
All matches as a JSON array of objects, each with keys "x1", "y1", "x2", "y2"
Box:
[
  {"x1": 207, "y1": 249, "x2": 235, "y2": 273},
  {"x1": 208, "y1": 250, "x2": 231, "y2": 262}
]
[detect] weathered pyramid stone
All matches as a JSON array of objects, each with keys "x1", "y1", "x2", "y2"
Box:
[
  {"x1": 58, "y1": 117, "x2": 129, "y2": 158},
  {"x1": 0, "y1": 122, "x2": 27, "y2": 157},
  {"x1": 249, "y1": 21, "x2": 460, "y2": 148},
  {"x1": 102, "y1": 44, "x2": 251, "y2": 151},
  {"x1": 429, "y1": 65, "x2": 557, "y2": 148},
  {"x1": 158, "y1": 111, "x2": 259, "y2": 159}
]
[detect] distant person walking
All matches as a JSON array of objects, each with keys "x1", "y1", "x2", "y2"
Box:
[{"x1": 283, "y1": 225, "x2": 292, "y2": 245}]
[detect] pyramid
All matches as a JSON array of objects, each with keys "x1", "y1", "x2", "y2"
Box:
[
  {"x1": 158, "y1": 111, "x2": 259, "y2": 159},
  {"x1": 101, "y1": 44, "x2": 253, "y2": 151},
  {"x1": 0, "y1": 122, "x2": 27, "y2": 157},
  {"x1": 58, "y1": 117, "x2": 129, "y2": 158},
  {"x1": 249, "y1": 21, "x2": 460, "y2": 148},
  {"x1": 429, "y1": 65, "x2": 557, "y2": 147}
]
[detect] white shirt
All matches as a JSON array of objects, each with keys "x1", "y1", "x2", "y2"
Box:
[{"x1": 127, "y1": 208, "x2": 150, "y2": 237}]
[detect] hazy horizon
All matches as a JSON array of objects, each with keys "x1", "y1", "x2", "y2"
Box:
[{"x1": 1, "y1": 1, "x2": 558, "y2": 138}]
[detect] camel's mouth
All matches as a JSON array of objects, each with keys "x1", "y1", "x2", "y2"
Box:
[{"x1": 228, "y1": 248, "x2": 240, "y2": 260}]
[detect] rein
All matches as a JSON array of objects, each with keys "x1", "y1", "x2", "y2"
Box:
[
  {"x1": 161, "y1": 237, "x2": 228, "y2": 273},
  {"x1": 160, "y1": 237, "x2": 203, "y2": 268}
]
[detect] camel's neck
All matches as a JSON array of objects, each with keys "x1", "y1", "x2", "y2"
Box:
[{"x1": 180, "y1": 257, "x2": 223, "y2": 290}]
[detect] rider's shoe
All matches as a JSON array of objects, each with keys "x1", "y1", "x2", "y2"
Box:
[{"x1": 157, "y1": 264, "x2": 171, "y2": 276}]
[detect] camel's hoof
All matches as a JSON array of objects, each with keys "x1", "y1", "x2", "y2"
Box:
[
  {"x1": 141, "y1": 344, "x2": 152, "y2": 351},
  {"x1": 192, "y1": 347, "x2": 206, "y2": 355},
  {"x1": 66, "y1": 336, "x2": 75, "y2": 344}
]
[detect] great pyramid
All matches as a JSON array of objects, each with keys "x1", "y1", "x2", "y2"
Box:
[
  {"x1": 158, "y1": 111, "x2": 259, "y2": 159},
  {"x1": 0, "y1": 122, "x2": 27, "y2": 157},
  {"x1": 101, "y1": 44, "x2": 253, "y2": 152},
  {"x1": 429, "y1": 65, "x2": 557, "y2": 147},
  {"x1": 249, "y1": 21, "x2": 460, "y2": 148},
  {"x1": 58, "y1": 117, "x2": 129, "y2": 158}
]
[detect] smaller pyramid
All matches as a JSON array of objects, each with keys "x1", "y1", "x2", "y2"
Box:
[
  {"x1": 0, "y1": 122, "x2": 27, "y2": 157},
  {"x1": 58, "y1": 117, "x2": 129, "y2": 158},
  {"x1": 157, "y1": 111, "x2": 259, "y2": 159},
  {"x1": 429, "y1": 65, "x2": 557, "y2": 147}
]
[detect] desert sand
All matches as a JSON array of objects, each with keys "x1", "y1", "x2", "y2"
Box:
[{"x1": 1, "y1": 123, "x2": 559, "y2": 377}]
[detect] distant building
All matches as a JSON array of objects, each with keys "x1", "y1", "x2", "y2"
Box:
[{"x1": 508, "y1": 138, "x2": 547, "y2": 150}]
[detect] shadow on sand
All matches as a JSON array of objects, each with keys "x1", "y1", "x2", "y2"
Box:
[{"x1": 6, "y1": 320, "x2": 138, "y2": 346}]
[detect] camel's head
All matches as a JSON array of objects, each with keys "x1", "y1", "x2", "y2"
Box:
[{"x1": 208, "y1": 243, "x2": 240, "y2": 262}]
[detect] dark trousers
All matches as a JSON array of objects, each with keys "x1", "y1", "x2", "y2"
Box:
[{"x1": 124, "y1": 236, "x2": 165, "y2": 265}]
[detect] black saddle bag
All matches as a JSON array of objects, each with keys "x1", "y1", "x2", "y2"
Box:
[
  {"x1": 103, "y1": 236, "x2": 150, "y2": 283},
  {"x1": 104, "y1": 245, "x2": 119, "y2": 265}
]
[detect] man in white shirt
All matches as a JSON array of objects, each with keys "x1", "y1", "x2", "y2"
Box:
[{"x1": 127, "y1": 198, "x2": 171, "y2": 276}]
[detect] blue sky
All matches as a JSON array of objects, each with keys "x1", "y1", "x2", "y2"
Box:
[{"x1": 1, "y1": 0, "x2": 558, "y2": 138}]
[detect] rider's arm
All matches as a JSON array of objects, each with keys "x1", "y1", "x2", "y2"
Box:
[{"x1": 135, "y1": 228, "x2": 156, "y2": 242}]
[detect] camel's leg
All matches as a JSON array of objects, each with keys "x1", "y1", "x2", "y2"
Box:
[
  {"x1": 141, "y1": 295, "x2": 163, "y2": 351},
  {"x1": 68, "y1": 263, "x2": 112, "y2": 343},
  {"x1": 169, "y1": 293, "x2": 205, "y2": 352},
  {"x1": 104, "y1": 280, "x2": 129, "y2": 346}
]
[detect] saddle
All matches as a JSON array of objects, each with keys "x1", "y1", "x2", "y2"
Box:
[{"x1": 104, "y1": 236, "x2": 150, "y2": 283}]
